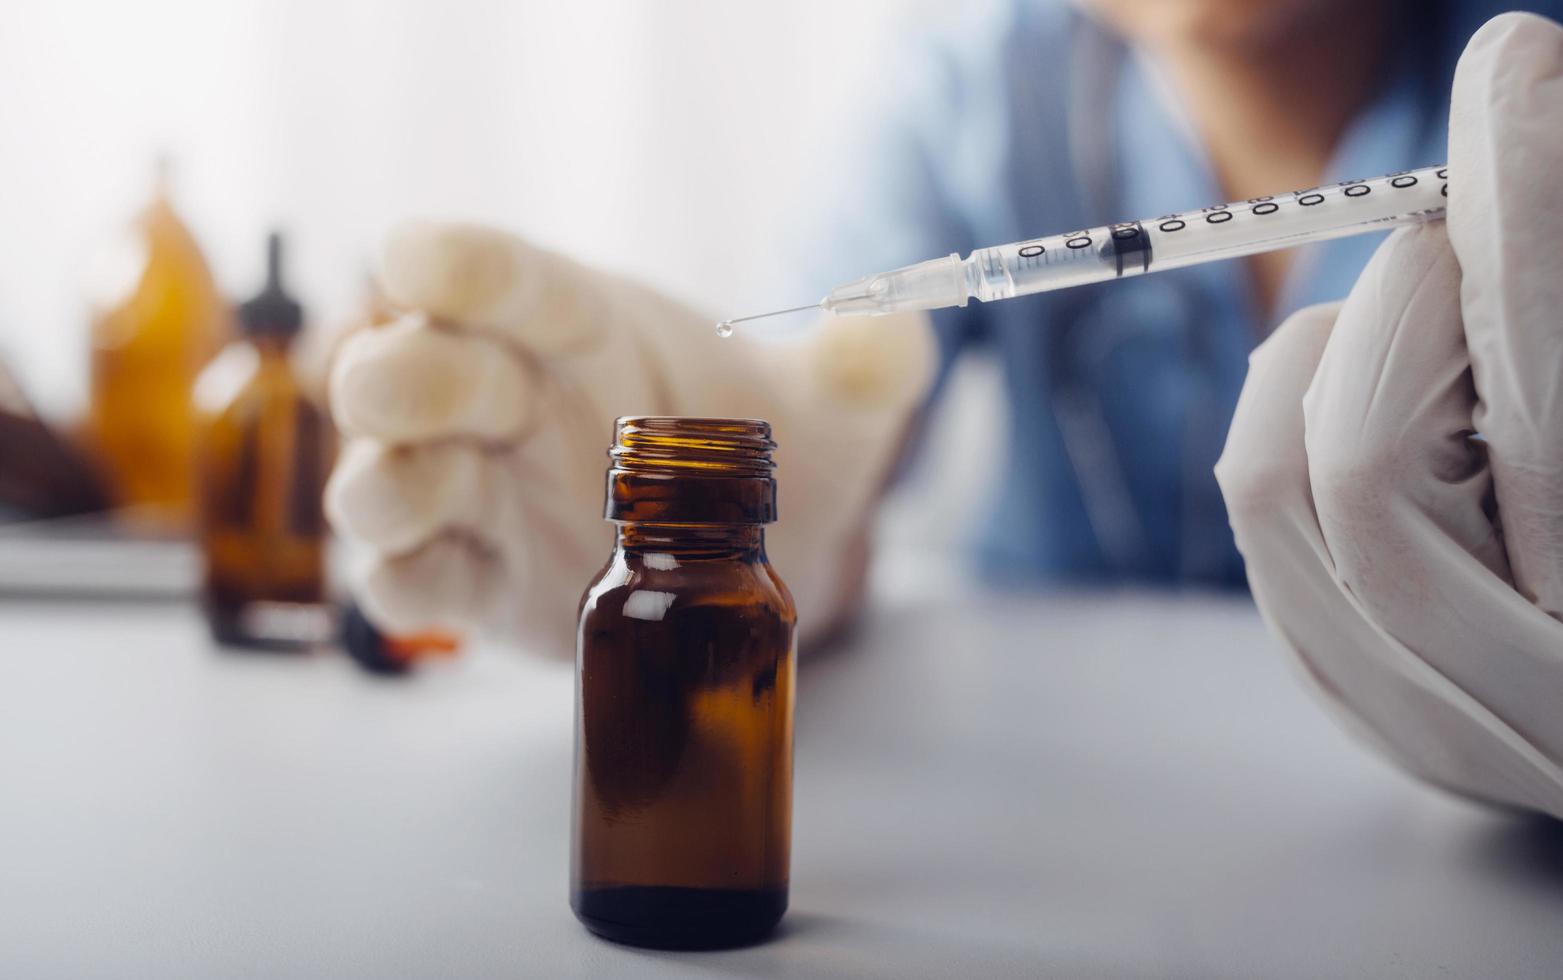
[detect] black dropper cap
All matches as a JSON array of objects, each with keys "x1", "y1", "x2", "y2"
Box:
[{"x1": 238, "y1": 232, "x2": 303, "y2": 336}]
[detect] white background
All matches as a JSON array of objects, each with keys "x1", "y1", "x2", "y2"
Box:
[
  {"x1": 0, "y1": 0, "x2": 995, "y2": 554},
  {"x1": 0, "y1": 0, "x2": 923, "y2": 416}
]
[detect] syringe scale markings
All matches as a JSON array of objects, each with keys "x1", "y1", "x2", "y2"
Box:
[{"x1": 718, "y1": 164, "x2": 1448, "y2": 334}]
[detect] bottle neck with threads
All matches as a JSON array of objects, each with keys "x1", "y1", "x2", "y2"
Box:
[{"x1": 606, "y1": 417, "x2": 776, "y2": 560}]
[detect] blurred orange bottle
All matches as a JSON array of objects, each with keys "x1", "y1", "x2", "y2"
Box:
[{"x1": 87, "y1": 162, "x2": 229, "y2": 526}]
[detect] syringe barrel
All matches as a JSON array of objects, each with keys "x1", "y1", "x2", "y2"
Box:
[{"x1": 966, "y1": 164, "x2": 1448, "y2": 304}]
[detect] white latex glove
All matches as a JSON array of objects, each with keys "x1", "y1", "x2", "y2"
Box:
[
  {"x1": 1216, "y1": 13, "x2": 1563, "y2": 818},
  {"x1": 326, "y1": 225, "x2": 936, "y2": 657}
]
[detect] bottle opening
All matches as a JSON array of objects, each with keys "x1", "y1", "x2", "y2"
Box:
[
  {"x1": 611, "y1": 417, "x2": 775, "y2": 477},
  {"x1": 606, "y1": 417, "x2": 777, "y2": 525}
]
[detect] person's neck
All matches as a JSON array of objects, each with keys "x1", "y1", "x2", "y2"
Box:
[
  {"x1": 1154, "y1": 14, "x2": 1390, "y2": 198},
  {"x1": 1149, "y1": 8, "x2": 1393, "y2": 312}
]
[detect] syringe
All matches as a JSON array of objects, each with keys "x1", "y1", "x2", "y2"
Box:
[{"x1": 718, "y1": 164, "x2": 1447, "y2": 334}]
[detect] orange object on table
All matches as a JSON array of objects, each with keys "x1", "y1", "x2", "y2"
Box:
[{"x1": 87, "y1": 163, "x2": 229, "y2": 527}]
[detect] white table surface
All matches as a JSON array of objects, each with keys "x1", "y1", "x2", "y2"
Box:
[{"x1": 3, "y1": 589, "x2": 1561, "y2": 979}]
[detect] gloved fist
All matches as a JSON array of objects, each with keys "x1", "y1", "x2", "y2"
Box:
[
  {"x1": 1217, "y1": 13, "x2": 1563, "y2": 817},
  {"x1": 326, "y1": 224, "x2": 936, "y2": 657}
]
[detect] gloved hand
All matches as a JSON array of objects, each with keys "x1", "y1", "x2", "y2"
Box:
[
  {"x1": 325, "y1": 224, "x2": 936, "y2": 658},
  {"x1": 1216, "y1": 13, "x2": 1563, "y2": 818}
]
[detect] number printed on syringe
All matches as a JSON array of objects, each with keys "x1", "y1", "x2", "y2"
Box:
[{"x1": 718, "y1": 164, "x2": 1448, "y2": 333}]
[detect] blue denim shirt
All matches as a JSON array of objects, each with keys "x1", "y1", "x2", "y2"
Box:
[{"x1": 793, "y1": 0, "x2": 1560, "y2": 587}]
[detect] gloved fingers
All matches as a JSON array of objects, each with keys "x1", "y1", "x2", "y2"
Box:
[
  {"x1": 1303, "y1": 225, "x2": 1563, "y2": 782},
  {"x1": 1448, "y1": 12, "x2": 1563, "y2": 617},
  {"x1": 330, "y1": 312, "x2": 536, "y2": 444},
  {"x1": 1217, "y1": 302, "x2": 1340, "y2": 549},
  {"x1": 1218, "y1": 301, "x2": 1438, "y2": 780},
  {"x1": 325, "y1": 439, "x2": 505, "y2": 555},
  {"x1": 356, "y1": 534, "x2": 505, "y2": 635},
  {"x1": 330, "y1": 438, "x2": 596, "y2": 650},
  {"x1": 1222, "y1": 297, "x2": 1563, "y2": 815},
  {"x1": 380, "y1": 221, "x2": 608, "y2": 356},
  {"x1": 1303, "y1": 225, "x2": 1504, "y2": 584}
]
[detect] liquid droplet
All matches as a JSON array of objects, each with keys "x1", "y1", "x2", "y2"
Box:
[{"x1": 714, "y1": 321, "x2": 734, "y2": 338}]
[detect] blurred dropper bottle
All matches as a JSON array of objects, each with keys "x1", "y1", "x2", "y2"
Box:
[
  {"x1": 87, "y1": 158, "x2": 229, "y2": 526},
  {"x1": 193, "y1": 233, "x2": 329, "y2": 648}
]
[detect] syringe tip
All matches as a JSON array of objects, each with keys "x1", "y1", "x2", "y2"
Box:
[{"x1": 712, "y1": 302, "x2": 821, "y2": 338}]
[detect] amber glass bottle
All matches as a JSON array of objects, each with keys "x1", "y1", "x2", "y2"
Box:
[
  {"x1": 88, "y1": 164, "x2": 228, "y2": 524},
  {"x1": 572, "y1": 417, "x2": 796, "y2": 949},
  {"x1": 193, "y1": 234, "x2": 327, "y2": 648}
]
